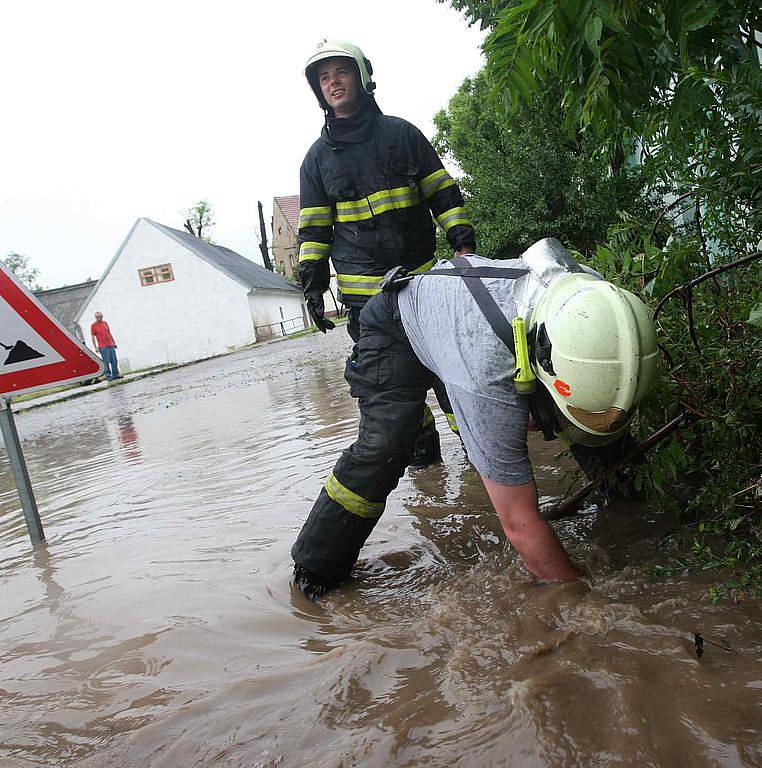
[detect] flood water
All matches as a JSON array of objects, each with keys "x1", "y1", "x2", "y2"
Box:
[{"x1": 1, "y1": 331, "x2": 760, "y2": 768}]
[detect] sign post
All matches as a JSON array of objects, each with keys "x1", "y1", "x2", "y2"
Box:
[
  {"x1": 0, "y1": 262, "x2": 104, "y2": 546},
  {"x1": 0, "y1": 396, "x2": 45, "y2": 544}
]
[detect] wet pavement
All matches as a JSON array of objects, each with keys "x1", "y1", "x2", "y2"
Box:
[{"x1": 1, "y1": 330, "x2": 760, "y2": 767}]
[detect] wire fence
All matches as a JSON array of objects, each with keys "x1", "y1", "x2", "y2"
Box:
[{"x1": 254, "y1": 315, "x2": 308, "y2": 341}]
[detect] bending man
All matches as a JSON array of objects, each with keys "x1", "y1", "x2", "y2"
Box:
[{"x1": 292, "y1": 238, "x2": 658, "y2": 597}]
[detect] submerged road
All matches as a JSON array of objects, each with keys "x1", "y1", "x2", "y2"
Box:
[{"x1": 1, "y1": 330, "x2": 760, "y2": 767}]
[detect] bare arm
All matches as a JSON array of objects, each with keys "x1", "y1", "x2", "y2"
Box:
[{"x1": 481, "y1": 475, "x2": 578, "y2": 582}]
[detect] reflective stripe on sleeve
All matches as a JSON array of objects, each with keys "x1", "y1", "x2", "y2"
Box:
[
  {"x1": 325, "y1": 472, "x2": 385, "y2": 518},
  {"x1": 420, "y1": 168, "x2": 456, "y2": 200},
  {"x1": 298, "y1": 241, "x2": 331, "y2": 263},
  {"x1": 335, "y1": 186, "x2": 421, "y2": 222},
  {"x1": 299, "y1": 206, "x2": 334, "y2": 229},
  {"x1": 336, "y1": 273, "x2": 384, "y2": 297},
  {"x1": 435, "y1": 206, "x2": 473, "y2": 234}
]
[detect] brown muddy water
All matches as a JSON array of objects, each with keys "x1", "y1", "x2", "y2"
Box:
[{"x1": 1, "y1": 331, "x2": 760, "y2": 768}]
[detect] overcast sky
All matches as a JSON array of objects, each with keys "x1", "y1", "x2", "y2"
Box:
[{"x1": 1, "y1": 0, "x2": 484, "y2": 288}]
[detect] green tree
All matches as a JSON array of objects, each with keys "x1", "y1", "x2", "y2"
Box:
[
  {"x1": 447, "y1": 1, "x2": 761, "y2": 249},
  {"x1": 182, "y1": 199, "x2": 215, "y2": 242},
  {"x1": 433, "y1": 67, "x2": 651, "y2": 259},
  {"x1": 2, "y1": 253, "x2": 42, "y2": 290}
]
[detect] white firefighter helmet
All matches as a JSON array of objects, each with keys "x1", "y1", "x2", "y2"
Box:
[
  {"x1": 304, "y1": 39, "x2": 376, "y2": 110},
  {"x1": 529, "y1": 273, "x2": 658, "y2": 446}
]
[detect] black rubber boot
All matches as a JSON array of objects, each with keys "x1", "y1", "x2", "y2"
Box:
[
  {"x1": 293, "y1": 564, "x2": 335, "y2": 601},
  {"x1": 291, "y1": 489, "x2": 380, "y2": 598},
  {"x1": 409, "y1": 423, "x2": 442, "y2": 468}
]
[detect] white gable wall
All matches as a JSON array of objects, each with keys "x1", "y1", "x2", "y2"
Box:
[
  {"x1": 247, "y1": 290, "x2": 308, "y2": 340},
  {"x1": 79, "y1": 220, "x2": 255, "y2": 370}
]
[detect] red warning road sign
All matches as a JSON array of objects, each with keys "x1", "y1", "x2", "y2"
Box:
[{"x1": 0, "y1": 262, "x2": 104, "y2": 398}]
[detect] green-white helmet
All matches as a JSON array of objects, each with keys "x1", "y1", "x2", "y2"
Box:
[
  {"x1": 304, "y1": 39, "x2": 376, "y2": 111},
  {"x1": 529, "y1": 273, "x2": 658, "y2": 446}
]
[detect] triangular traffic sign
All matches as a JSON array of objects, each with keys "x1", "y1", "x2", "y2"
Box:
[{"x1": 0, "y1": 262, "x2": 104, "y2": 398}]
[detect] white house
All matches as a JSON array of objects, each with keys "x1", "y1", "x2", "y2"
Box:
[{"x1": 76, "y1": 217, "x2": 308, "y2": 372}]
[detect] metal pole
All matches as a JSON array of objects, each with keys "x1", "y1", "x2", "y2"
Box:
[{"x1": 0, "y1": 396, "x2": 45, "y2": 545}]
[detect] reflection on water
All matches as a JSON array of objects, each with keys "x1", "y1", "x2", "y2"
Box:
[{"x1": 1, "y1": 333, "x2": 760, "y2": 768}]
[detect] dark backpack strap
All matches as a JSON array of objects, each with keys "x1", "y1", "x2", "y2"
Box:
[{"x1": 435, "y1": 256, "x2": 528, "y2": 356}]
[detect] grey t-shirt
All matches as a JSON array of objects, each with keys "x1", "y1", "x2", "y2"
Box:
[{"x1": 397, "y1": 238, "x2": 597, "y2": 485}]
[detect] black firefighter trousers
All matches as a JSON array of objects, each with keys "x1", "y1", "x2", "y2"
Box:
[
  {"x1": 292, "y1": 291, "x2": 435, "y2": 593},
  {"x1": 347, "y1": 305, "x2": 446, "y2": 465}
]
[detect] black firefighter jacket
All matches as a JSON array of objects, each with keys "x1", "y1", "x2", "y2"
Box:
[{"x1": 298, "y1": 101, "x2": 476, "y2": 308}]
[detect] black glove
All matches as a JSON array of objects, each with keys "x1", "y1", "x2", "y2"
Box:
[{"x1": 306, "y1": 290, "x2": 335, "y2": 333}]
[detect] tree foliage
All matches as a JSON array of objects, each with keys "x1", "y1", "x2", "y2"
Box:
[
  {"x1": 433, "y1": 68, "x2": 651, "y2": 258},
  {"x1": 442, "y1": 0, "x2": 762, "y2": 599},
  {"x1": 2, "y1": 253, "x2": 42, "y2": 290},
  {"x1": 182, "y1": 199, "x2": 215, "y2": 242}
]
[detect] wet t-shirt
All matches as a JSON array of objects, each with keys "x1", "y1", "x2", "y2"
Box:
[{"x1": 397, "y1": 238, "x2": 598, "y2": 485}]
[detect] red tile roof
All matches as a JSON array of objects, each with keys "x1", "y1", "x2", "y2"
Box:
[{"x1": 274, "y1": 195, "x2": 300, "y2": 235}]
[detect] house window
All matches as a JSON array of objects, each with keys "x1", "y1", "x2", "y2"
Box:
[{"x1": 139, "y1": 263, "x2": 174, "y2": 286}]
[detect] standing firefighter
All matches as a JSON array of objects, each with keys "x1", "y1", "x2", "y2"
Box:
[
  {"x1": 298, "y1": 39, "x2": 476, "y2": 466},
  {"x1": 292, "y1": 238, "x2": 658, "y2": 598}
]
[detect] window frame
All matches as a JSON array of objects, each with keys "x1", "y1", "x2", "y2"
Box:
[{"x1": 138, "y1": 263, "x2": 175, "y2": 287}]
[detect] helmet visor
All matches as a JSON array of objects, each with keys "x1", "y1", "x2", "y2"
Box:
[{"x1": 567, "y1": 405, "x2": 630, "y2": 434}]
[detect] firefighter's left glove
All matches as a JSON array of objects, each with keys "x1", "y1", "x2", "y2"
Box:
[{"x1": 306, "y1": 290, "x2": 335, "y2": 333}]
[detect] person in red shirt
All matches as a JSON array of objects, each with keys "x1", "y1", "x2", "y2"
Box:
[{"x1": 90, "y1": 311, "x2": 121, "y2": 381}]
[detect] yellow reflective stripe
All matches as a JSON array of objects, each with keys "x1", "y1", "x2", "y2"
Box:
[
  {"x1": 335, "y1": 186, "x2": 421, "y2": 222},
  {"x1": 335, "y1": 199, "x2": 372, "y2": 222},
  {"x1": 338, "y1": 285, "x2": 382, "y2": 296},
  {"x1": 421, "y1": 405, "x2": 435, "y2": 428},
  {"x1": 410, "y1": 257, "x2": 437, "y2": 274},
  {"x1": 367, "y1": 186, "x2": 420, "y2": 213},
  {"x1": 325, "y1": 471, "x2": 385, "y2": 518},
  {"x1": 420, "y1": 169, "x2": 456, "y2": 199},
  {"x1": 337, "y1": 274, "x2": 384, "y2": 283},
  {"x1": 336, "y1": 260, "x2": 436, "y2": 295},
  {"x1": 298, "y1": 241, "x2": 331, "y2": 263},
  {"x1": 445, "y1": 412, "x2": 459, "y2": 434},
  {"x1": 336, "y1": 273, "x2": 383, "y2": 296},
  {"x1": 299, "y1": 206, "x2": 334, "y2": 229},
  {"x1": 436, "y1": 206, "x2": 472, "y2": 234}
]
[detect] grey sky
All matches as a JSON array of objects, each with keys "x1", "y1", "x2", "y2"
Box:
[{"x1": 1, "y1": 0, "x2": 484, "y2": 288}]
